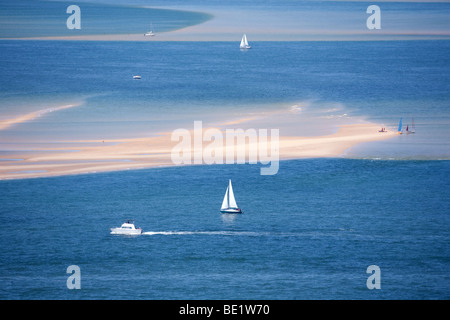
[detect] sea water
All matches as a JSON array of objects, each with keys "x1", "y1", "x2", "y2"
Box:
[
  {"x1": 0, "y1": 1, "x2": 449, "y2": 300},
  {"x1": 1, "y1": 40, "x2": 449, "y2": 156},
  {"x1": 0, "y1": 41, "x2": 449, "y2": 300},
  {"x1": 0, "y1": 159, "x2": 449, "y2": 299},
  {"x1": 0, "y1": 0, "x2": 212, "y2": 38}
]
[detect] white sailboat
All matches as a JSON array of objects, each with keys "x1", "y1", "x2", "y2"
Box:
[
  {"x1": 144, "y1": 23, "x2": 155, "y2": 36},
  {"x1": 406, "y1": 117, "x2": 416, "y2": 134},
  {"x1": 220, "y1": 180, "x2": 243, "y2": 214},
  {"x1": 240, "y1": 34, "x2": 251, "y2": 49}
]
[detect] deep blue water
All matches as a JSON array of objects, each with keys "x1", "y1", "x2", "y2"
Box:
[{"x1": 0, "y1": 159, "x2": 449, "y2": 299}]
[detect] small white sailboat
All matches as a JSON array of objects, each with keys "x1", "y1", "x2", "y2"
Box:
[
  {"x1": 110, "y1": 220, "x2": 143, "y2": 235},
  {"x1": 144, "y1": 23, "x2": 155, "y2": 36},
  {"x1": 239, "y1": 34, "x2": 251, "y2": 49},
  {"x1": 133, "y1": 75, "x2": 141, "y2": 79},
  {"x1": 406, "y1": 117, "x2": 416, "y2": 134},
  {"x1": 220, "y1": 180, "x2": 243, "y2": 214}
]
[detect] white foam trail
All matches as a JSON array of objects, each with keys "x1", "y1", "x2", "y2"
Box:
[
  {"x1": 142, "y1": 231, "x2": 264, "y2": 236},
  {"x1": 141, "y1": 230, "x2": 356, "y2": 238}
]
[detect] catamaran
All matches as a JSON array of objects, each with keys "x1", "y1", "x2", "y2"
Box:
[
  {"x1": 220, "y1": 180, "x2": 243, "y2": 214},
  {"x1": 240, "y1": 34, "x2": 251, "y2": 49}
]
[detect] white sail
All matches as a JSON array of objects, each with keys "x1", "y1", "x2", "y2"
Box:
[
  {"x1": 240, "y1": 34, "x2": 251, "y2": 49},
  {"x1": 228, "y1": 180, "x2": 238, "y2": 208},
  {"x1": 240, "y1": 36, "x2": 246, "y2": 48},
  {"x1": 221, "y1": 187, "x2": 229, "y2": 210},
  {"x1": 220, "y1": 179, "x2": 242, "y2": 213},
  {"x1": 145, "y1": 22, "x2": 155, "y2": 36}
]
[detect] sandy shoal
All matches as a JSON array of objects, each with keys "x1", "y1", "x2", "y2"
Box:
[
  {"x1": 0, "y1": 122, "x2": 396, "y2": 180},
  {"x1": 0, "y1": 104, "x2": 80, "y2": 131},
  {"x1": 12, "y1": 5, "x2": 450, "y2": 43}
]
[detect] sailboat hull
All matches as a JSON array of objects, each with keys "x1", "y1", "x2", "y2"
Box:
[{"x1": 220, "y1": 208, "x2": 242, "y2": 214}]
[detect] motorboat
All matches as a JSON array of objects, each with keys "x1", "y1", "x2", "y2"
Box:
[{"x1": 110, "y1": 220, "x2": 143, "y2": 235}]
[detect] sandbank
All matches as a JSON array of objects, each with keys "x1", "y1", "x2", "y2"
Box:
[
  {"x1": 0, "y1": 104, "x2": 81, "y2": 131},
  {"x1": 0, "y1": 114, "x2": 396, "y2": 180},
  {"x1": 11, "y1": 5, "x2": 450, "y2": 42}
]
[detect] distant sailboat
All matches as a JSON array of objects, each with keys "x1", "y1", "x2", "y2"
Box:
[
  {"x1": 220, "y1": 180, "x2": 242, "y2": 214},
  {"x1": 144, "y1": 23, "x2": 155, "y2": 36},
  {"x1": 397, "y1": 118, "x2": 403, "y2": 134},
  {"x1": 240, "y1": 34, "x2": 251, "y2": 49},
  {"x1": 407, "y1": 117, "x2": 416, "y2": 134}
]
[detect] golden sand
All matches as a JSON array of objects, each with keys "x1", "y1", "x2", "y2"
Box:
[{"x1": 0, "y1": 116, "x2": 395, "y2": 180}]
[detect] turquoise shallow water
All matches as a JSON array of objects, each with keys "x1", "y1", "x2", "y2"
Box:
[{"x1": 0, "y1": 159, "x2": 449, "y2": 299}]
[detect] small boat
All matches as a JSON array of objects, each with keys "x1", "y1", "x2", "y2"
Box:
[
  {"x1": 220, "y1": 179, "x2": 243, "y2": 214},
  {"x1": 397, "y1": 118, "x2": 403, "y2": 134},
  {"x1": 110, "y1": 220, "x2": 143, "y2": 235},
  {"x1": 406, "y1": 117, "x2": 416, "y2": 134},
  {"x1": 133, "y1": 75, "x2": 141, "y2": 79},
  {"x1": 144, "y1": 23, "x2": 155, "y2": 36},
  {"x1": 378, "y1": 127, "x2": 387, "y2": 133},
  {"x1": 239, "y1": 34, "x2": 251, "y2": 50}
]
